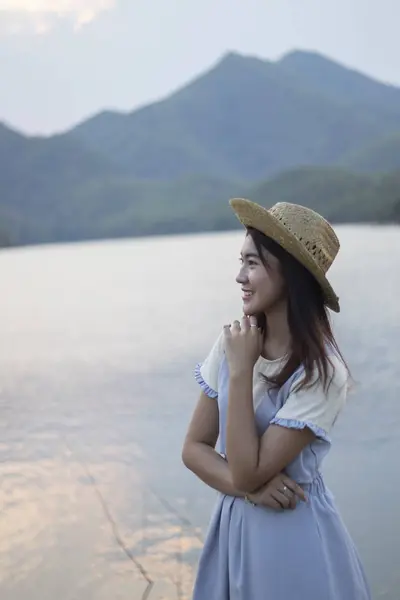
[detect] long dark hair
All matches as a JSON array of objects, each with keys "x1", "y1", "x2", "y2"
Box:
[{"x1": 247, "y1": 227, "x2": 349, "y2": 392}]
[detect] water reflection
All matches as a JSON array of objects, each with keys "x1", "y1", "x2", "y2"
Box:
[
  {"x1": 0, "y1": 361, "x2": 203, "y2": 599},
  {"x1": 0, "y1": 227, "x2": 399, "y2": 599},
  {"x1": 0, "y1": 442, "x2": 203, "y2": 600}
]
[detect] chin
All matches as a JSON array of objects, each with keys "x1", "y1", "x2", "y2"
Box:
[{"x1": 242, "y1": 301, "x2": 261, "y2": 317}]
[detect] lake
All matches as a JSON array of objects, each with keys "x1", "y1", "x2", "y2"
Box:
[{"x1": 0, "y1": 226, "x2": 399, "y2": 599}]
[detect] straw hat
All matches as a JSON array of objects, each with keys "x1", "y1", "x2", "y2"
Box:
[{"x1": 229, "y1": 198, "x2": 340, "y2": 312}]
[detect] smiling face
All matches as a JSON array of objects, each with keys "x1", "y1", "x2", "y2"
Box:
[{"x1": 236, "y1": 233, "x2": 287, "y2": 316}]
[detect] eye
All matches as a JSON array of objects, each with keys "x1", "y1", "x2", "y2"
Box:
[{"x1": 248, "y1": 259, "x2": 257, "y2": 266}]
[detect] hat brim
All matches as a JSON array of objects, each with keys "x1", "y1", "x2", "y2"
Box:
[{"x1": 230, "y1": 198, "x2": 340, "y2": 313}]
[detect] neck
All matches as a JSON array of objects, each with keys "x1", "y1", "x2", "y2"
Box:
[{"x1": 262, "y1": 301, "x2": 291, "y2": 361}]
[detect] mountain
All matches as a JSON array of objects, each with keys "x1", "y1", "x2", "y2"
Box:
[
  {"x1": 0, "y1": 120, "x2": 242, "y2": 244},
  {"x1": 0, "y1": 122, "x2": 119, "y2": 217},
  {"x1": 339, "y1": 133, "x2": 400, "y2": 172},
  {"x1": 249, "y1": 167, "x2": 400, "y2": 223},
  {"x1": 275, "y1": 51, "x2": 400, "y2": 114},
  {"x1": 68, "y1": 51, "x2": 400, "y2": 182},
  {"x1": 0, "y1": 122, "x2": 122, "y2": 243},
  {"x1": 1, "y1": 50, "x2": 400, "y2": 248}
]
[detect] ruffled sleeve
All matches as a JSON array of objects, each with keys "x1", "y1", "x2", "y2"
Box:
[
  {"x1": 270, "y1": 355, "x2": 349, "y2": 442},
  {"x1": 194, "y1": 331, "x2": 225, "y2": 399}
]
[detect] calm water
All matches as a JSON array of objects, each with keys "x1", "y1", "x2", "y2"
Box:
[{"x1": 0, "y1": 226, "x2": 399, "y2": 600}]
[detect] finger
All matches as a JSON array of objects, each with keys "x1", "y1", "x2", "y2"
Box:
[
  {"x1": 283, "y1": 479, "x2": 306, "y2": 502},
  {"x1": 231, "y1": 320, "x2": 241, "y2": 332},
  {"x1": 277, "y1": 491, "x2": 292, "y2": 509},
  {"x1": 280, "y1": 486, "x2": 294, "y2": 501},
  {"x1": 282, "y1": 477, "x2": 305, "y2": 501},
  {"x1": 257, "y1": 493, "x2": 283, "y2": 511},
  {"x1": 289, "y1": 495, "x2": 297, "y2": 510},
  {"x1": 264, "y1": 498, "x2": 283, "y2": 511},
  {"x1": 271, "y1": 490, "x2": 290, "y2": 509},
  {"x1": 241, "y1": 315, "x2": 250, "y2": 331},
  {"x1": 223, "y1": 324, "x2": 232, "y2": 338},
  {"x1": 249, "y1": 315, "x2": 258, "y2": 329}
]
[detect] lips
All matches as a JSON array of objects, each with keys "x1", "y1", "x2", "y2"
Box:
[{"x1": 242, "y1": 289, "x2": 253, "y2": 299}]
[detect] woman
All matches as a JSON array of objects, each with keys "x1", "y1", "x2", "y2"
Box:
[{"x1": 182, "y1": 199, "x2": 371, "y2": 599}]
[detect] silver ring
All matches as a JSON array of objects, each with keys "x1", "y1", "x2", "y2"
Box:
[{"x1": 282, "y1": 486, "x2": 288, "y2": 494}]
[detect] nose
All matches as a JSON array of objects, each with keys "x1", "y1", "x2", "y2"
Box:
[{"x1": 236, "y1": 266, "x2": 248, "y2": 285}]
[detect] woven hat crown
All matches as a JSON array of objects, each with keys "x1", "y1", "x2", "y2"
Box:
[{"x1": 268, "y1": 202, "x2": 339, "y2": 274}]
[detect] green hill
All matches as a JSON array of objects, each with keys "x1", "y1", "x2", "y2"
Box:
[
  {"x1": 1, "y1": 49, "x2": 400, "y2": 248},
  {"x1": 68, "y1": 51, "x2": 400, "y2": 181},
  {"x1": 249, "y1": 167, "x2": 399, "y2": 223},
  {"x1": 339, "y1": 133, "x2": 400, "y2": 173},
  {"x1": 1, "y1": 159, "x2": 398, "y2": 248}
]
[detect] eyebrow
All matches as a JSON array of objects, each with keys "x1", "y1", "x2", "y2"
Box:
[{"x1": 240, "y1": 252, "x2": 260, "y2": 260}]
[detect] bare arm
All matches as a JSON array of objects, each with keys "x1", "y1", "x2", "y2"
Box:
[
  {"x1": 226, "y1": 369, "x2": 314, "y2": 493},
  {"x1": 182, "y1": 391, "x2": 245, "y2": 498}
]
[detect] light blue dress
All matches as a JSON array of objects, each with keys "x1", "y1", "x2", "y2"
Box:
[{"x1": 192, "y1": 335, "x2": 371, "y2": 600}]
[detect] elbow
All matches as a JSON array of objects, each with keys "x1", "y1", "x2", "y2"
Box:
[
  {"x1": 181, "y1": 439, "x2": 196, "y2": 470},
  {"x1": 181, "y1": 442, "x2": 191, "y2": 469}
]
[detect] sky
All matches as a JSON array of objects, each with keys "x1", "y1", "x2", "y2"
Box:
[{"x1": 1, "y1": 0, "x2": 400, "y2": 135}]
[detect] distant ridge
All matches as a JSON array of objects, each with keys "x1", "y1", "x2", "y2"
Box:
[{"x1": 1, "y1": 49, "x2": 400, "y2": 247}]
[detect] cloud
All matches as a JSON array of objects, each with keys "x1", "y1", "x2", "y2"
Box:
[{"x1": 0, "y1": 0, "x2": 116, "y2": 34}]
